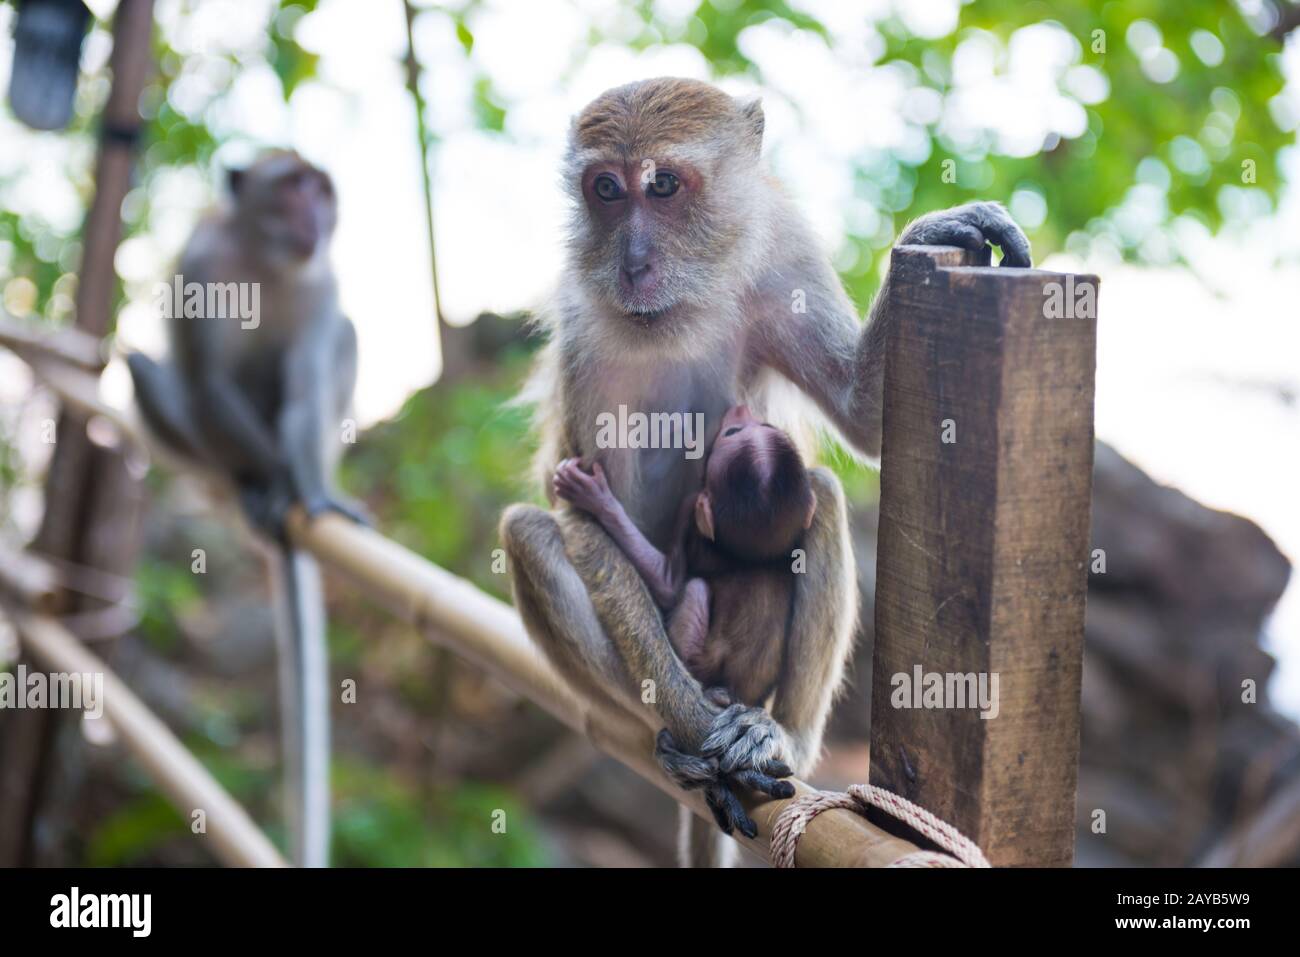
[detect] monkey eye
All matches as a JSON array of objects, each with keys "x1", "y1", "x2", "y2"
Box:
[
  {"x1": 593, "y1": 173, "x2": 625, "y2": 202},
  {"x1": 722, "y1": 426, "x2": 742, "y2": 437},
  {"x1": 648, "y1": 171, "x2": 679, "y2": 198}
]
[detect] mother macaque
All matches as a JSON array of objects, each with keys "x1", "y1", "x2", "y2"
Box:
[{"x1": 500, "y1": 77, "x2": 1031, "y2": 867}]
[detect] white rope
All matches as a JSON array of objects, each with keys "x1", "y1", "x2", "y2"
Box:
[{"x1": 770, "y1": 782, "x2": 991, "y2": 868}]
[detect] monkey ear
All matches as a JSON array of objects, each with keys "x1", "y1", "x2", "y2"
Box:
[
  {"x1": 694, "y1": 491, "x2": 716, "y2": 541},
  {"x1": 226, "y1": 167, "x2": 246, "y2": 196},
  {"x1": 803, "y1": 489, "x2": 818, "y2": 530},
  {"x1": 738, "y1": 96, "x2": 764, "y2": 154}
]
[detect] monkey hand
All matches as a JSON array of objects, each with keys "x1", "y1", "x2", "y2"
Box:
[
  {"x1": 655, "y1": 728, "x2": 794, "y2": 839},
  {"x1": 898, "y1": 201, "x2": 1032, "y2": 268},
  {"x1": 552, "y1": 458, "x2": 615, "y2": 518},
  {"x1": 303, "y1": 492, "x2": 372, "y2": 527}
]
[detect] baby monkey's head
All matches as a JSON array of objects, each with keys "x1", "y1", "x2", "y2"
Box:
[{"x1": 695, "y1": 405, "x2": 817, "y2": 562}]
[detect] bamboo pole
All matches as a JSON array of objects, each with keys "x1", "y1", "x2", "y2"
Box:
[
  {"x1": 0, "y1": 602, "x2": 287, "y2": 868},
  {"x1": 0, "y1": 310, "x2": 105, "y2": 371},
  {"x1": 13, "y1": 353, "x2": 923, "y2": 866},
  {"x1": 0, "y1": 541, "x2": 60, "y2": 614}
]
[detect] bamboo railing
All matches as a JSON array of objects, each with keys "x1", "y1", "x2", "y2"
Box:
[{"x1": 0, "y1": 334, "x2": 922, "y2": 867}]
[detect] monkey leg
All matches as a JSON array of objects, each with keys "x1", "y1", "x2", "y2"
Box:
[
  {"x1": 278, "y1": 315, "x2": 367, "y2": 526},
  {"x1": 767, "y1": 466, "x2": 858, "y2": 778},
  {"x1": 499, "y1": 503, "x2": 651, "y2": 723},
  {"x1": 502, "y1": 504, "x2": 794, "y2": 862},
  {"x1": 666, "y1": 577, "x2": 711, "y2": 679}
]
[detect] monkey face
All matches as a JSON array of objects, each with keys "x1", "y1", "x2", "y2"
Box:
[
  {"x1": 230, "y1": 152, "x2": 337, "y2": 265},
  {"x1": 576, "y1": 157, "x2": 706, "y2": 318},
  {"x1": 565, "y1": 80, "x2": 766, "y2": 326}
]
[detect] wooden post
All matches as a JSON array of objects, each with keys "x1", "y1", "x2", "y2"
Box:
[{"x1": 869, "y1": 245, "x2": 1098, "y2": 867}]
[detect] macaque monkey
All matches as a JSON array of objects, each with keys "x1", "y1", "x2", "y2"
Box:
[
  {"x1": 554, "y1": 404, "x2": 815, "y2": 836},
  {"x1": 126, "y1": 151, "x2": 363, "y2": 868},
  {"x1": 500, "y1": 77, "x2": 1030, "y2": 867}
]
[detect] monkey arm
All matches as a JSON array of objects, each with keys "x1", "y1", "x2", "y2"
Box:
[
  {"x1": 552, "y1": 458, "x2": 687, "y2": 608},
  {"x1": 753, "y1": 202, "x2": 1030, "y2": 460},
  {"x1": 126, "y1": 353, "x2": 205, "y2": 461},
  {"x1": 592, "y1": 497, "x2": 685, "y2": 609}
]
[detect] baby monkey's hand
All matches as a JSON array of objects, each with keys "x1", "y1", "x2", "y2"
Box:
[{"x1": 552, "y1": 458, "x2": 615, "y2": 517}]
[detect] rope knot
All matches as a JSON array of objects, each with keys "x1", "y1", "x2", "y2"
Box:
[{"x1": 770, "y1": 782, "x2": 991, "y2": 868}]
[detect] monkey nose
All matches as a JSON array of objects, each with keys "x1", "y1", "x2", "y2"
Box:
[
  {"x1": 723, "y1": 405, "x2": 753, "y2": 426},
  {"x1": 621, "y1": 261, "x2": 653, "y2": 290}
]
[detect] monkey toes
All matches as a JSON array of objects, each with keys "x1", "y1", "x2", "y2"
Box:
[
  {"x1": 304, "y1": 492, "x2": 372, "y2": 527},
  {"x1": 656, "y1": 726, "x2": 794, "y2": 839},
  {"x1": 700, "y1": 702, "x2": 792, "y2": 775}
]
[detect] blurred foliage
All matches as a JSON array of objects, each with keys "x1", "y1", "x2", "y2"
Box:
[
  {"x1": 342, "y1": 349, "x2": 538, "y2": 599},
  {"x1": 3, "y1": 0, "x2": 1291, "y2": 329},
  {"x1": 332, "y1": 764, "x2": 546, "y2": 867},
  {"x1": 134, "y1": 558, "x2": 204, "y2": 654},
  {"x1": 579, "y1": 0, "x2": 1293, "y2": 305}
]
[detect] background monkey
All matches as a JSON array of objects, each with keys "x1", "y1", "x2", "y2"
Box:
[
  {"x1": 501, "y1": 77, "x2": 1030, "y2": 867},
  {"x1": 126, "y1": 151, "x2": 362, "y2": 868},
  {"x1": 554, "y1": 403, "x2": 815, "y2": 837}
]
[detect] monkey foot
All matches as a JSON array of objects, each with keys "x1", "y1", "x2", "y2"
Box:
[
  {"x1": 239, "y1": 483, "x2": 295, "y2": 544},
  {"x1": 304, "y1": 494, "x2": 372, "y2": 527},
  {"x1": 655, "y1": 727, "x2": 794, "y2": 839},
  {"x1": 700, "y1": 702, "x2": 793, "y2": 776}
]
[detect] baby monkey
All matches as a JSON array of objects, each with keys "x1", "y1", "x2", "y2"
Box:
[{"x1": 554, "y1": 405, "x2": 815, "y2": 836}]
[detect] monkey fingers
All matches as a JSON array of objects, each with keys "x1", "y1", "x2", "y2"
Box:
[
  {"x1": 704, "y1": 781, "x2": 757, "y2": 840},
  {"x1": 654, "y1": 728, "x2": 721, "y2": 792},
  {"x1": 700, "y1": 703, "x2": 790, "y2": 776},
  {"x1": 729, "y1": 766, "x2": 796, "y2": 801},
  {"x1": 901, "y1": 201, "x2": 1033, "y2": 268},
  {"x1": 658, "y1": 730, "x2": 765, "y2": 838}
]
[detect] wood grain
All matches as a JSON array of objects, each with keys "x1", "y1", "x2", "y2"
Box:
[{"x1": 870, "y1": 245, "x2": 1098, "y2": 867}]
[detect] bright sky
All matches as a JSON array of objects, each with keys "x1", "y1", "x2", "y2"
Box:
[{"x1": 2, "y1": 0, "x2": 1299, "y2": 712}]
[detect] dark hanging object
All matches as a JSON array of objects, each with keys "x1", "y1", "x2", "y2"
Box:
[{"x1": 8, "y1": 0, "x2": 93, "y2": 131}]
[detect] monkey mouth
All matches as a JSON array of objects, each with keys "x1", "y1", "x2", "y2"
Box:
[
  {"x1": 621, "y1": 302, "x2": 673, "y2": 324},
  {"x1": 617, "y1": 285, "x2": 676, "y2": 321}
]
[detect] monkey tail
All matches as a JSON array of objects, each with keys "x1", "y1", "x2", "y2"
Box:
[{"x1": 270, "y1": 544, "x2": 331, "y2": 868}]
